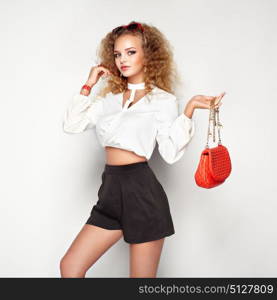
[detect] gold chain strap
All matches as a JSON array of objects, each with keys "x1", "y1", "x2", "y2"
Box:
[{"x1": 206, "y1": 100, "x2": 224, "y2": 149}]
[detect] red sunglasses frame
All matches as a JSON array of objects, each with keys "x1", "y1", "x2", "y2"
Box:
[{"x1": 112, "y1": 22, "x2": 144, "y2": 35}]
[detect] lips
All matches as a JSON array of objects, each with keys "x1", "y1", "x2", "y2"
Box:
[{"x1": 121, "y1": 66, "x2": 130, "y2": 70}]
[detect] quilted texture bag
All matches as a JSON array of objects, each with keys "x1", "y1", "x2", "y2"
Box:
[{"x1": 194, "y1": 101, "x2": 232, "y2": 188}]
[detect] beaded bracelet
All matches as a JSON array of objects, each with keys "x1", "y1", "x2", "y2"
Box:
[{"x1": 81, "y1": 84, "x2": 92, "y2": 92}]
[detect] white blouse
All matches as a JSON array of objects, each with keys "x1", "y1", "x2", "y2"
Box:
[{"x1": 63, "y1": 82, "x2": 195, "y2": 164}]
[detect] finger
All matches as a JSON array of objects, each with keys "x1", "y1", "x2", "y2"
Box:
[
  {"x1": 214, "y1": 102, "x2": 223, "y2": 108},
  {"x1": 216, "y1": 92, "x2": 226, "y2": 101},
  {"x1": 210, "y1": 100, "x2": 215, "y2": 108},
  {"x1": 102, "y1": 70, "x2": 112, "y2": 77},
  {"x1": 206, "y1": 96, "x2": 216, "y2": 100},
  {"x1": 105, "y1": 69, "x2": 112, "y2": 76},
  {"x1": 205, "y1": 96, "x2": 216, "y2": 106},
  {"x1": 214, "y1": 93, "x2": 225, "y2": 105},
  {"x1": 214, "y1": 98, "x2": 222, "y2": 105},
  {"x1": 98, "y1": 66, "x2": 110, "y2": 73}
]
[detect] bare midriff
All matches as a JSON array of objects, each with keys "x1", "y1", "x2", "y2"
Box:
[{"x1": 105, "y1": 146, "x2": 147, "y2": 166}]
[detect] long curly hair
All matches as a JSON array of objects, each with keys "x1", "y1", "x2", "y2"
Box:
[{"x1": 94, "y1": 21, "x2": 182, "y2": 101}]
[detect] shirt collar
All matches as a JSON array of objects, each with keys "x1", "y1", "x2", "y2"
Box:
[{"x1": 127, "y1": 82, "x2": 145, "y2": 90}]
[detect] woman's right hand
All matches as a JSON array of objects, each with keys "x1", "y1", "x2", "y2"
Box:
[{"x1": 86, "y1": 65, "x2": 112, "y2": 87}]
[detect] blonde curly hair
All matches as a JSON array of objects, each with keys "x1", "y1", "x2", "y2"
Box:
[{"x1": 94, "y1": 21, "x2": 182, "y2": 101}]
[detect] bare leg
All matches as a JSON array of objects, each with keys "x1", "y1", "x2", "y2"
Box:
[
  {"x1": 60, "y1": 224, "x2": 123, "y2": 278},
  {"x1": 129, "y1": 238, "x2": 165, "y2": 278}
]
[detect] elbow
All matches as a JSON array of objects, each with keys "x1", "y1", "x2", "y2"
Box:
[
  {"x1": 162, "y1": 137, "x2": 194, "y2": 164},
  {"x1": 162, "y1": 154, "x2": 183, "y2": 165},
  {"x1": 159, "y1": 148, "x2": 185, "y2": 165},
  {"x1": 62, "y1": 121, "x2": 82, "y2": 134},
  {"x1": 63, "y1": 123, "x2": 76, "y2": 134},
  {"x1": 163, "y1": 158, "x2": 178, "y2": 165},
  {"x1": 62, "y1": 115, "x2": 94, "y2": 134}
]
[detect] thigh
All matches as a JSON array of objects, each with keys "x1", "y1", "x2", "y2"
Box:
[
  {"x1": 60, "y1": 224, "x2": 123, "y2": 276},
  {"x1": 129, "y1": 238, "x2": 165, "y2": 278}
]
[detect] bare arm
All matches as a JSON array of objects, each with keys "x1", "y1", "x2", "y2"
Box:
[{"x1": 183, "y1": 100, "x2": 195, "y2": 119}]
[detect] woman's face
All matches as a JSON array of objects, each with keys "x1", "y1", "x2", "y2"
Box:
[{"x1": 114, "y1": 34, "x2": 145, "y2": 82}]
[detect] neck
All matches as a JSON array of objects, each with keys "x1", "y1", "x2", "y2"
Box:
[{"x1": 127, "y1": 79, "x2": 144, "y2": 84}]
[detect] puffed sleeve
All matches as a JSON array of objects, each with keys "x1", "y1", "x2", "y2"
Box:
[
  {"x1": 63, "y1": 93, "x2": 105, "y2": 134},
  {"x1": 155, "y1": 96, "x2": 195, "y2": 164}
]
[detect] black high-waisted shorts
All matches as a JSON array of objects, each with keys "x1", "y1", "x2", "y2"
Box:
[{"x1": 85, "y1": 161, "x2": 175, "y2": 244}]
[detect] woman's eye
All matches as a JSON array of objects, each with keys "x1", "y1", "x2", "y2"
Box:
[{"x1": 114, "y1": 51, "x2": 136, "y2": 58}]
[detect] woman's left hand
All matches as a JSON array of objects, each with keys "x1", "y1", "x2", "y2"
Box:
[{"x1": 190, "y1": 92, "x2": 226, "y2": 110}]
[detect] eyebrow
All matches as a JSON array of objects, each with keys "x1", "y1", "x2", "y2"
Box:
[{"x1": 114, "y1": 47, "x2": 136, "y2": 53}]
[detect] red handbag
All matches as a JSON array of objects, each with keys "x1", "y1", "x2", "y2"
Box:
[{"x1": 194, "y1": 103, "x2": 232, "y2": 188}]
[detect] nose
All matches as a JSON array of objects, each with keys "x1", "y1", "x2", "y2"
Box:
[{"x1": 119, "y1": 54, "x2": 127, "y2": 64}]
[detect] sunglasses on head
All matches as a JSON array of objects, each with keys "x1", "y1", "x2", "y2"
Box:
[{"x1": 112, "y1": 22, "x2": 144, "y2": 35}]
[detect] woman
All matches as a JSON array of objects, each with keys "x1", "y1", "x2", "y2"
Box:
[{"x1": 60, "y1": 21, "x2": 225, "y2": 278}]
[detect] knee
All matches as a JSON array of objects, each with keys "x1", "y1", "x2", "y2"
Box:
[{"x1": 59, "y1": 255, "x2": 86, "y2": 278}]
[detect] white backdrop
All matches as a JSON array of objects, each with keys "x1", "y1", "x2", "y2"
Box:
[{"x1": 0, "y1": 0, "x2": 276, "y2": 277}]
